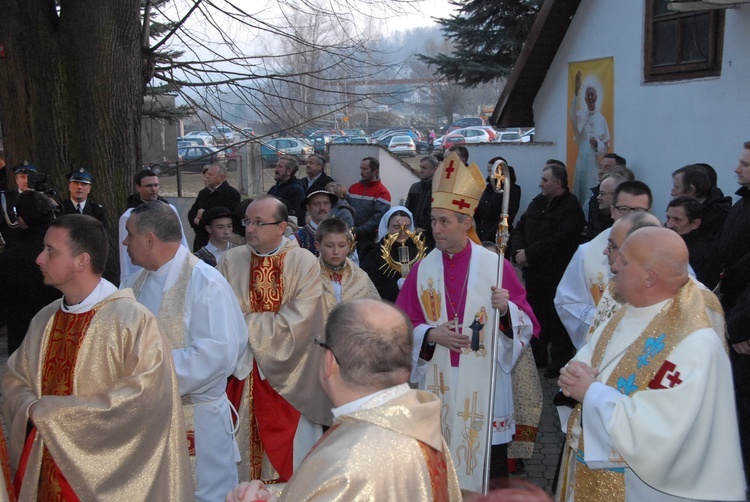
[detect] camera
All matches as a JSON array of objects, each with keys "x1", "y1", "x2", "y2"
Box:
[{"x1": 27, "y1": 172, "x2": 57, "y2": 197}]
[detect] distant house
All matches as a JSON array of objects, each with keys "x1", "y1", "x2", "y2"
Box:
[{"x1": 490, "y1": 0, "x2": 750, "y2": 217}]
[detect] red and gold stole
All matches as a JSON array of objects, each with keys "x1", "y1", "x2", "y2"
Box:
[
  {"x1": 244, "y1": 251, "x2": 301, "y2": 483},
  {"x1": 17, "y1": 308, "x2": 99, "y2": 501},
  {"x1": 418, "y1": 442, "x2": 450, "y2": 502}
]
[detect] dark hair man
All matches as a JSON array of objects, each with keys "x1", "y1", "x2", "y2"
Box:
[
  {"x1": 513, "y1": 161, "x2": 585, "y2": 377},
  {"x1": 4, "y1": 214, "x2": 192, "y2": 500},
  {"x1": 349, "y1": 157, "x2": 392, "y2": 253}
]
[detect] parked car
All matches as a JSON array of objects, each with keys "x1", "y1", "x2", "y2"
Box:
[
  {"x1": 386, "y1": 135, "x2": 416, "y2": 157},
  {"x1": 377, "y1": 134, "x2": 431, "y2": 154},
  {"x1": 451, "y1": 127, "x2": 492, "y2": 144},
  {"x1": 177, "y1": 146, "x2": 225, "y2": 171},
  {"x1": 331, "y1": 136, "x2": 370, "y2": 145},
  {"x1": 177, "y1": 132, "x2": 214, "y2": 146},
  {"x1": 182, "y1": 131, "x2": 215, "y2": 142},
  {"x1": 343, "y1": 129, "x2": 366, "y2": 137},
  {"x1": 265, "y1": 137, "x2": 314, "y2": 161},
  {"x1": 259, "y1": 142, "x2": 284, "y2": 167},
  {"x1": 440, "y1": 117, "x2": 485, "y2": 134},
  {"x1": 494, "y1": 131, "x2": 524, "y2": 142},
  {"x1": 210, "y1": 126, "x2": 234, "y2": 143},
  {"x1": 442, "y1": 135, "x2": 467, "y2": 151}
]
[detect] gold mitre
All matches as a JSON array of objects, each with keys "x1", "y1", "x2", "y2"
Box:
[{"x1": 431, "y1": 152, "x2": 485, "y2": 217}]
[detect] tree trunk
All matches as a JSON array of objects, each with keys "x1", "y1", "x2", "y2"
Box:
[{"x1": 0, "y1": 0, "x2": 142, "y2": 281}]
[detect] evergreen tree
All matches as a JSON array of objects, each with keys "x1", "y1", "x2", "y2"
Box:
[{"x1": 418, "y1": 0, "x2": 542, "y2": 87}]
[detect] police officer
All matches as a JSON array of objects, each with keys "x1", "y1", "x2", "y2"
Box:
[{"x1": 61, "y1": 168, "x2": 107, "y2": 227}]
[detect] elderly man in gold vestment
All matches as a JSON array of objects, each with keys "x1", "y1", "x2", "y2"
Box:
[
  {"x1": 2, "y1": 215, "x2": 192, "y2": 501},
  {"x1": 557, "y1": 227, "x2": 745, "y2": 500},
  {"x1": 219, "y1": 195, "x2": 332, "y2": 483},
  {"x1": 226, "y1": 299, "x2": 461, "y2": 501}
]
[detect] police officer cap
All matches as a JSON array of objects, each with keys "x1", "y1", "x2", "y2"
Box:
[
  {"x1": 13, "y1": 162, "x2": 39, "y2": 175},
  {"x1": 68, "y1": 168, "x2": 93, "y2": 184}
]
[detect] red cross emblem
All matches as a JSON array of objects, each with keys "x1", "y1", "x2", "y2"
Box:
[
  {"x1": 452, "y1": 198, "x2": 471, "y2": 210},
  {"x1": 648, "y1": 360, "x2": 683, "y2": 389},
  {"x1": 445, "y1": 161, "x2": 456, "y2": 179}
]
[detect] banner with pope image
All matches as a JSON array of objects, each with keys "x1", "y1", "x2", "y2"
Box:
[{"x1": 566, "y1": 57, "x2": 614, "y2": 205}]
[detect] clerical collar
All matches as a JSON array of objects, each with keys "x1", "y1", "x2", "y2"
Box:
[
  {"x1": 252, "y1": 241, "x2": 283, "y2": 257},
  {"x1": 332, "y1": 383, "x2": 411, "y2": 418},
  {"x1": 444, "y1": 240, "x2": 471, "y2": 260},
  {"x1": 151, "y1": 245, "x2": 188, "y2": 277},
  {"x1": 62, "y1": 278, "x2": 118, "y2": 314}
]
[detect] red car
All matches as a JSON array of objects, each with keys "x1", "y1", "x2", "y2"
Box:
[{"x1": 442, "y1": 135, "x2": 466, "y2": 152}]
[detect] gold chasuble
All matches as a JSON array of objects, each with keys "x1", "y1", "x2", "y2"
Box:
[
  {"x1": 219, "y1": 240, "x2": 332, "y2": 483},
  {"x1": 319, "y1": 257, "x2": 380, "y2": 314},
  {"x1": 37, "y1": 308, "x2": 99, "y2": 501},
  {"x1": 279, "y1": 387, "x2": 462, "y2": 501},
  {"x1": 3, "y1": 290, "x2": 192, "y2": 501},
  {"x1": 560, "y1": 279, "x2": 732, "y2": 501}
]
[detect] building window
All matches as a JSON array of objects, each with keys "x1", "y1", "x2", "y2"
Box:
[{"x1": 644, "y1": 0, "x2": 724, "y2": 82}]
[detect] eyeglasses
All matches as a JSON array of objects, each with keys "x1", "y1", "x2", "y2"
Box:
[
  {"x1": 314, "y1": 338, "x2": 340, "y2": 365},
  {"x1": 598, "y1": 190, "x2": 614, "y2": 197},
  {"x1": 242, "y1": 219, "x2": 284, "y2": 227},
  {"x1": 613, "y1": 205, "x2": 649, "y2": 215},
  {"x1": 606, "y1": 240, "x2": 619, "y2": 252}
]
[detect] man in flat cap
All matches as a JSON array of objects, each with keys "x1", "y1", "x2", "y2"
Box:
[{"x1": 62, "y1": 168, "x2": 107, "y2": 227}]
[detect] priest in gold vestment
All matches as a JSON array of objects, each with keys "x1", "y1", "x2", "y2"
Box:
[
  {"x1": 556, "y1": 228, "x2": 744, "y2": 501},
  {"x1": 219, "y1": 196, "x2": 333, "y2": 483},
  {"x1": 226, "y1": 299, "x2": 461, "y2": 502},
  {"x1": 2, "y1": 215, "x2": 192, "y2": 501}
]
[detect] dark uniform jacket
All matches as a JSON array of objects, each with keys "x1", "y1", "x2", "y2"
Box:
[{"x1": 61, "y1": 198, "x2": 108, "y2": 228}]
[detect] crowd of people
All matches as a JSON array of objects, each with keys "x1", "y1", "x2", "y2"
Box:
[{"x1": 0, "y1": 138, "x2": 747, "y2": 501}]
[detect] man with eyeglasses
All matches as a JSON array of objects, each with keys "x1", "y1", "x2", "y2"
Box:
[
  {"x1": 584, "y1": 153, "x2": 626, "y2": 241},
  {"x1": 555, "y1": 180, "x2": 652, "y2": 351},
  {"x1": 219, "y1": 195, "x2": 332, "y2": 485},
  {"x1": 117, "y1": 169, "x2": 188, "y2": 282}
]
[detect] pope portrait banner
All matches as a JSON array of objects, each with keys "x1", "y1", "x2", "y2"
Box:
[{"x1": 566, "y1": 57, "x2": 614, "y2": 205}]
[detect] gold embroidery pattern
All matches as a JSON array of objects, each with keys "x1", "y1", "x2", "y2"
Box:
[
  {"x1": 570, "y1": 280, "x2": 711, "y2": 500},
  {"x1": 250, "y1": 253, "x2": 286, "y2": 313}
]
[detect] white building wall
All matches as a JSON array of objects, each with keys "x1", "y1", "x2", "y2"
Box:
[{"x1": 531, "y1": 0, "x2": 750, "y2": 219}]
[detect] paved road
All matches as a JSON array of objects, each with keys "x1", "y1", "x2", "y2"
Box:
[{"x1": 514, "y1": 368, "x2": 565, "y2": 494}]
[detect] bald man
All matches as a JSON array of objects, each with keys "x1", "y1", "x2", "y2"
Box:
[
  {"x1": 226, "y1": 299, "x2": 461, "y2": 501},
  {"x1": 555, "y1": 228, "x2": 745, "y2": 500}
]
